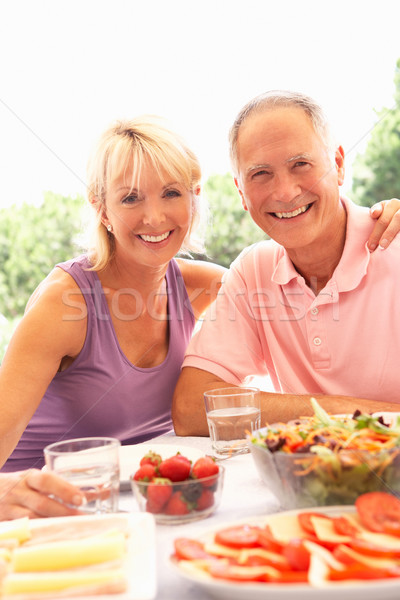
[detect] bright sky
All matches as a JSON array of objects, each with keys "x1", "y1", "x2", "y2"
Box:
[{"x1": 1, "y1": 0, "x2": 399, "y2": 208}]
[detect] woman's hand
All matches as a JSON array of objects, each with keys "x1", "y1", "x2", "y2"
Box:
[
  {"x1": 368, "y1": 198, "x2": 400, "y2": 251},
  {"x1": 0, "y1": 469, "x2": 86, "y2": 520}
]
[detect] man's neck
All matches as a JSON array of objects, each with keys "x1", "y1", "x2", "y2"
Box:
[{"x1": 287, "y1": 207, "x2": 347, "y2": 296}]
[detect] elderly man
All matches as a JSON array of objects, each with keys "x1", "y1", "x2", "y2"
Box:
[{"x1": 173, "y1": 90, "x2": 400, "y2": 434}]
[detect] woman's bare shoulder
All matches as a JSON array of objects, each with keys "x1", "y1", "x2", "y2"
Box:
[
  {"x1": 175, "y1": 258, "x2": 226, "y2": 318},
  {"x1": 9, "y1": 266, "x2": 88, "y2": 366},
  {"x1": 176, "y1": 258, "x2": 226, "y2": 289},
  {"x1": 26, "y1": 266, "x2": 84, "y2": 315}
]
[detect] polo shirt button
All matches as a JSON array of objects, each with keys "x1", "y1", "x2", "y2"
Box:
[
  {"x1": 313, "y1": 337, "x2": 322, "y2": 346},
  {"x1": 311, "y1": 307, "x2": 319, "y2": 315}
]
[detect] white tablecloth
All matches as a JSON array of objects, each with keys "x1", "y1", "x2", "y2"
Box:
[{"x1": 119, "y1": 433, "x2": 281, "y2": 600}]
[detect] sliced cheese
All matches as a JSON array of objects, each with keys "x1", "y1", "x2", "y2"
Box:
[
  {"x1": 308, "y1": 552, "x2": 331, "y2": 587},
  {"x1": 359, "y1": 530, "x2": 400, "y2": 550},
  {"x1": 2, "y1": 567, "x2": 125, "y2": 594},
  {"x1": 335, "y1": 544, "x2": 400, "y2": 568},
  {"x1": 310, "y1": 516, "x2": 351, "y2": 544},
  {"x1": 303, "y1": 540, "x2": 344, "y2": 570},
  {"x1": 307, "y1": 553, "x2": 360, "y2": 589},
  {"x1": 0, "y1": 517, "x2": 30, "y2": 543},
  {"x1": 0, "y1": 547, "x2": 11, "y2": 562},
  {"x1": 343, "y1": 513, "x2": 371, "y2": 532},
  {"x1": 266, "y1": 513, "x2": 308, "y2": 543},
  {"x1": 178, "y1": 559, "x2": 215, "y2": 580},
  {"x1": 237, "y1": 547, "x2": 287, "y2": 567},
  {"x1": 12, "y1": 530, "x2": 125, "y2": 572},
  {"x1": 204, "y1": 542, "x2": 241, "y2": 558}
]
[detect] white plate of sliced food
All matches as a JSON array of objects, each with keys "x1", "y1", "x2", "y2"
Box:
[
  {"x1": 171, "y1": 492, "x2": 400, "y2": 600},
  {"x1": 0, "y1": 511, "x2": 156, "y2": 599}
]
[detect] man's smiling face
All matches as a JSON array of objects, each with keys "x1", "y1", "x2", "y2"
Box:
[{"x1": 234, "y1": 106, "x2": 345, "y2": 252}]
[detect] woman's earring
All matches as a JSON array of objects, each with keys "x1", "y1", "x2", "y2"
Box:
[{"x1": 107, "y1": 224, "x2": 113, "y2": 233}]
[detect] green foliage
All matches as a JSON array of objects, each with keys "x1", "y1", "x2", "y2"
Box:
[
  {"x1": 0, "y1": 192, "x2": 85, "y2": 319},
  {"x1": 200, "y1": 173, "x2": 267, "y2": 267},
  {"x1": 352, "y1": 59, "x2": 400, "y2": 207}
]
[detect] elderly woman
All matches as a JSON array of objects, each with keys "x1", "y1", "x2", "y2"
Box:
[{"x1": 0, "y1": 116, "x2": 398, "y2": 520}]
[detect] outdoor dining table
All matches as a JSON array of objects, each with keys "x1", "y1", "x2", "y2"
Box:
[{"x1": 118, "y1": 432, "x2": 281, "y2": 600}]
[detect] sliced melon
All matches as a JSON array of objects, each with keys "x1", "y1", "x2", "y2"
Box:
[{"x1": 12, "y1": 530, "x2": 125, "y2": 572}]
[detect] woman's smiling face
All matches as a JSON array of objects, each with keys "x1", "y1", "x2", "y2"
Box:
[{"x1": 105, "y1": 160, "x2": 193, "y2": 269}]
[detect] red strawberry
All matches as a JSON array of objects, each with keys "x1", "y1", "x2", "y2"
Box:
[
  {"x1": 192, "y1": 457, "x2": 219, "y2": 485},
  {"x1": 165, "y1": 491, "x2": 192, "y2": 515},
  {"x1": 146, "y1": 478, "x2": 172, "y2": 513},
  {"x1": 174, "y1": 453, "x2": 191, "y2": 467},
  {"x1": 196, "y1": 488, "x2": 215, "y2": 511},
  {"x1": 158, "y1": 455, "x2": 191, "y2": 482},
  {"x1": 140, "y1": 451, "x2": 162, "y2": 468},
  {"x1": 133, "y1": 463, "x2": 156, "y2": 482}
]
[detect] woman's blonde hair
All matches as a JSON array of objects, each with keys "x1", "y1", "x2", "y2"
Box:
[{"x1": 86, "y1": 116, "x2": 204, "y2": 270}]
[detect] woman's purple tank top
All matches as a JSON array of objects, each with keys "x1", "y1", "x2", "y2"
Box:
[{"x1": 2, "y1": 255, "x2": 195, "y2": 472}]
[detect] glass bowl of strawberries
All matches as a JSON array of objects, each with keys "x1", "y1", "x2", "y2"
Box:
[{"x1": 130, "y1": 450, "x2": 225, "y2": 524}]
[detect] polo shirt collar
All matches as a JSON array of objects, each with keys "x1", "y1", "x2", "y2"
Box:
[{"x1": 272, "y1": 197, "x2": 371, "y2": 292}]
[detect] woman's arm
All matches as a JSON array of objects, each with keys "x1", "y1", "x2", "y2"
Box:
[
  {"x1": 368, "y1": 198, "x2": 400, "y2": 251},
  {"x1": 0, "y1": 268, "x2": 86, "y2": 467},
  {"x1": 176, "y1": 259, "x2": 227, "y2": 320},
  {"x1": 0, "y1": 470, "x2": 86, "y2": 520}
]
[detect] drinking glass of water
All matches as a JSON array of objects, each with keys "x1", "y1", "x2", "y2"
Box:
[
  {"x1": 204, "y1": 387, "x2": 260, "y2": 457},
  {"x1": 44, "y1": 437, "x2": 120, "y2": 513}
]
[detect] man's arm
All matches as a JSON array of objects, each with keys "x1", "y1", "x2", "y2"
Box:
[
  {"x1": 172, "y1": 366, "x2": 400, "y2": 436},
  {"x1": 172, "y1": 367, "x2": 227, "y2": 435}
]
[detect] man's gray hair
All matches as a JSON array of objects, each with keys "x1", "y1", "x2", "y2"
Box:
[{"x1": 229, "y1": 90, "x2": 335, "y2": 175}]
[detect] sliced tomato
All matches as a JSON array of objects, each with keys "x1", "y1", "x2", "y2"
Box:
[
  {"x1": 209, "y1": 561, "x2": 269, "y2": 582},
  {"x1": 332, "y1": 516, "x2": 359, "y2": 537},
  {"x1": 282, "y1": 538, "x2": 311, "y2": 571},
  {"x1": 268, "y1": 569, "x2": 309, "y2": 583},
  {"x1": 235, "y1": 548, "x2": 290, "y2": 571},
  {"x1": 382, "y1": 522, "x2": 400, "y2": 537},
  {"x1": 329, "y1": 563, "x2": 400, "y2": 581},
  {"x1": 258, "y1": 525, "x2": 283, "y2": 553},
  {"x1": 174, "y1": 538, "x2": 213, "y2": 561},
  {"x1": 349, "y1": 537, "x2": 400, "y2": 559},
  {"x1": 355, "y1": 492, "x2": 400, "y2": 533},
  {"x1": 297, "y1": 512, "x2": 330, "y2": 535},
  {"x1": 238, "y1": 555, "x2": 272, "y2": 567},
  {"x1": 332, "y1": 545, "x2": 358, "y2": 565},
  {"x1": 237, "y1": 553, "x2": 289, "y2": 569},
  {"x1": 214, "y1": 525, "x2": 262, "y2": 549}
]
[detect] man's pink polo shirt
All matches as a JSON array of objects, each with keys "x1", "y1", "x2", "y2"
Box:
[{"x1": 183, "y1": 197, "x2": 400, "y2": 403}]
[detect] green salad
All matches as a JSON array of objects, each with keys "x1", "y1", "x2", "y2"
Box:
[{"x1": 250, "y1": 398, "x2": 400, "y2": 506}]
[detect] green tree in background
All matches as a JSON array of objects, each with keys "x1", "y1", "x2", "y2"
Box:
[
  {"x1": 351, "y1": 59, "x2": 400, "y2": 207},
  {"x1": 0, "y1": 192, "x2": 85, "y2": 319},
  {"x1": 200, "y1": 173, "x2": 267, "y2": 267}
]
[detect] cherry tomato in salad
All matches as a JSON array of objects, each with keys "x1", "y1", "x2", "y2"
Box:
[
  {"x1": 355, "y1": 492, "x2": 400, "y2": 534},
  {"x1": 214, "y1": 525, "x2": 262, "y2": 549}
]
